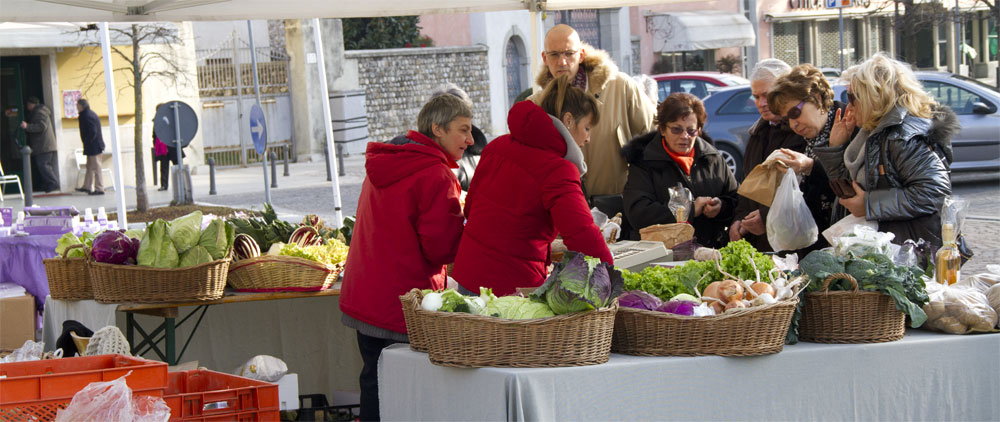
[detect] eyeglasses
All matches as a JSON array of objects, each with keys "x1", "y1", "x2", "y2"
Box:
[
  {"x1": 545, "y1": 50, "x2": 579, "y2": 59},
  {"x1": 667, "y1": 126, "x2": 699, "y2": 137},
  {"x1": 785, "y1": 100, "x2": 807, "y2": 120},
  {"x1": 846, "y1": 92, "x2": 856, "y2": 105}
]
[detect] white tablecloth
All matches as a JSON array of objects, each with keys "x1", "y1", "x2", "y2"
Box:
[
  {"x1": 42, "y1": 296, "x2": 118, "y2": 351},
  {"x1": 379, "y1": 330, "x2": 1000, "y2": 421}
]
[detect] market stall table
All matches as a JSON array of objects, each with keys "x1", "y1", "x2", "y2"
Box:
[
  {"x1": 0, "y1": 234, "x2": 60, "y2": 310},
  {"x1": 379, "y1": 330, "x2": 999, "y2": 421}
]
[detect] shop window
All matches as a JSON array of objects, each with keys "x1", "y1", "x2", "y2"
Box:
[
  {"x1": 774, "y1": 21, "x2": 808, "y2": 65},
  {"x1": 655, "y1": 50, "x2": 714, "y2": 73},
  {"x1": 938, "y1": 22, "x2": 949, "y2": 67}
]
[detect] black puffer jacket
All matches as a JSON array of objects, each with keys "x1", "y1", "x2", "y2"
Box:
[
  {"x1": 622, "y1": 131, "x2": 739, "y2": 248},
  {"x1": 814, "y1": 106, "x2": 959, "y2": 246}
]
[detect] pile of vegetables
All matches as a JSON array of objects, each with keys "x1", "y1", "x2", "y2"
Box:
[
  {"x1": 232, "y1": 215, "x2": 350, "y2": 267},
  {"x1": 622, "y1": 240, "x2": 775, "y2": 300},
  {"x1": 229, "y1": 204, "x2": 352, "y2": 252},
  {"x1": 135, "y1": 211, "x2": 235, "y2": 269},
  {"x1": 420, "y1": 288, "x2": 556, "y2": 320},
  {"x1": 55, "y1": 231, "x2": 98, "y2": 258}
]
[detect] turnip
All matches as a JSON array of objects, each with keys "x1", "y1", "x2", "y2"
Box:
[{"x1": 421, "y1": 292, "x2": 443, "y2": 311}]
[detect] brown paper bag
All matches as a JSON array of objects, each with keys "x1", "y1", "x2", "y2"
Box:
[
  {"x1": 639, "y1": 223, "x2": 695, "y2": 249},
  {"x1": 737, "y1": 159, "x2": 788, "y2": 207}
]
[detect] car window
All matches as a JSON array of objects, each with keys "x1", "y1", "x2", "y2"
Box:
[
  {"x1": 923, "y1": 81, "x2": 984, "y2": 114},
  {"x1": 718, "y1": 90, "x2": 757, "y2": 114},
  {"x1": 657, "y1": 80, "x2": 672, "y2": 102},
  {"x1": 678, "y1": 80, "x2": 713, "y2": 98}
]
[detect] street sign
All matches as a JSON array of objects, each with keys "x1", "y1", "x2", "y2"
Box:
[
  {"x1": 826, "y1": 0, "x2": 853, "y2": 8},
  {"x1": 153, "y1": 101, "x2": 198, "y2": 148},
  {"x1": 250, "y1": 103, "x2": 267, "y2": 155}
]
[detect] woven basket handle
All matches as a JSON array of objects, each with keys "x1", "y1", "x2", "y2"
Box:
[
  {"x1": 821, "y1": 272, "x2": 859, "y2": 293},
  {"x1": 62, "y1": 243, "x2": 86, "y2": 259}
]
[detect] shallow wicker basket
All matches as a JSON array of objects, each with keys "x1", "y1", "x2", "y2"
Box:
[
  {"x1": 612, "y1": 297, "x2": 799, "y2": 357},
  {"x1": 799, "y1": 273, "x2": 905, "y2": 343},
  {"x1": 400, "y1": 289, "x2": 618, "y2": 368},
  {"x1": 88, "y1": 253, "x2": 230, "y2": 304},
  {"x1": 43, "y1": 244, "x2": 92, "y2": 300},
  {"x1": 227, "y1": 255, "x2": 341, "y2": 292}
]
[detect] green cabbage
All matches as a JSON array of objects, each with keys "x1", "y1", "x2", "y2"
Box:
[
  {"x1": 168, "y1": 211, "x2": 203, "y2": 254},
  {"x1": 55, "y1": 232, "x2": 99, "y2": 258},
  {"x1": 487, "y1": 296, "x2": 555, "y2": 319},
  {"x1": 198, "y1": 219, "x2": 234, "y2": 260},
  {"x1": 124, "y1": 228, "x2": 144, "y2": 240},
  {"x1": 137, "y1": 219, "x2": 179, "y2": 268},
  {"x1": 178, "y1": 245, "x2": 214, "y2": 268}
]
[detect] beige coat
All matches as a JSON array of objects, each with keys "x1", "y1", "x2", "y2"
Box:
[{"x1": 529, "y1": 44, "x2": 656, "y2": 196}]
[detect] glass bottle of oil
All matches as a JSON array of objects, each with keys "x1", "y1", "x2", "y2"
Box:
[{"x1": 935, "y1": 223, "x2": 960, "y2": 285}]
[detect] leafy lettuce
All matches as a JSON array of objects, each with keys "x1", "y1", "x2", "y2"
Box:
[
  {"x1": 198, "y1": 218, "x2": 234, "y2": 260},
  {"x1": 168, "y1": 211, "x2": 203, "y2": 254},
  {"x1": 138, "y1": 219, "x2": 179, "y2": 268}
]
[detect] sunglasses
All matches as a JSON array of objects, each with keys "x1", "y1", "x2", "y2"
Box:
[
  {"x1": 847, "y1": 92, "x2": 856, "y2": 105},
  {"x1": 784, "y1": 100, "x2": 807, "y2": 120},
  {"x1": 667, "y1": 126, "x2": 699, "y2": 137}
]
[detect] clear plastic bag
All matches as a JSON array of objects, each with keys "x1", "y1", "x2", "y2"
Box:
[
  {"x1": 133, "y1": 394, "x2": 171, "y2": 422},
  {"x1": 922, "y1": 280, "x2": 999, "y2": 334},
  {"x1": 233, "y1": 355, "x2": 287, "y2": 382},
  {"x1": 55, "y1": 374, "x2": 133, "y2": 421},
  {"x1": 0, "y1": 340, "x2": 44, "y2": 363},
  {"x1": 832, "y1": 225, "x2": 895, "y2": 258},
  {"x1": 766, "y1": 168, "x2": 817, "y2": 252},
  {"x1": 667, "y1": 183, "x2": 693, "y2": 223},
  {"x1": 822, "y1": 214, "x2": 878, "y2": 245}
]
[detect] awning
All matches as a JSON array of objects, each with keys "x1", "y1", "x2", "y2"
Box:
[{"x1": 646, "y1": 11, "x2": 756, "y2": 53}]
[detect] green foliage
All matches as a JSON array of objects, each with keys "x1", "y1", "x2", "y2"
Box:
[
  {"x1": 342, "y1": 17, "x2": 427, "y2": 50},
  {"x1": 228, "y1": 203, "x2": 297, "y2": 252}
]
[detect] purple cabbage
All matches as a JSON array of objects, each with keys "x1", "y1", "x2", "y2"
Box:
[
  {"x1": 91, "y1": 230, "x2": 138, "y2": 265},
  {"x1": 655, "y1": 300, "x2": 696, "y2": 316},
  {"x1": 618, "y1": 290, "x2": 663, "y2": 310}
]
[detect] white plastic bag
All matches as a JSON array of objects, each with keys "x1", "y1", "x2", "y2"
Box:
[
  {"x1": 233, "y1": 355, "x2": 287, "y2": 382},
  {"x1": 832, "y1": 225, "x2": 895, "y2": 258},
  {"x1": 766, "y1": 168, "x2": 817, "y2": 252},
  {"x1": 0, "y1": 340, "x2": 44, "y2": 363},
  {"x1": 822, "y1": 214, "x2": 878, "y2": 246}
]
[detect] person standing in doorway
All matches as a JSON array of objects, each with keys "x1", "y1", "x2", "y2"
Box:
[
  {"x1": 76, "y1": 99, "x2": 106, "y2": 195},
  {"x1": 19, "y1": 96, "x2": 59, "y2": 192}
]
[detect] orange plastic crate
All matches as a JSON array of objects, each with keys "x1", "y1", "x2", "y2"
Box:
[
  {"x1": 0, "y1": 354, "x2": 168, "y2": 421},
  {"x1": 165, "y1": 369, "x2": 279, "y2": 421}
]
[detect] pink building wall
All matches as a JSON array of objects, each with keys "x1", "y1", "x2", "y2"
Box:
[
  {"x1": 419, "y1": 14, "x2": 472, "y2": 47},
  {"x1": 630, "y1": 0, "x2": 743, "y2": 75}
]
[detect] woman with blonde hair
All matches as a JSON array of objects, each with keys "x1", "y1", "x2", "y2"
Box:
[{"x1": 812, "y1": 52, "x2": 959, "y2": 246}]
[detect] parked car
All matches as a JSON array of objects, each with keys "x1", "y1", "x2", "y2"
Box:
[
  {"x1": 701, "y1": 73, "x2": 999, "y2": 179},
  {"x1": 651, "y1": 72, "x2": 749, "y2": 101}
]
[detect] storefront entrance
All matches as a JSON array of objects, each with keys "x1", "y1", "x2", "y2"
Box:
[{"x1": 1, "y1": 55, "x2": 46, "y2": 194}]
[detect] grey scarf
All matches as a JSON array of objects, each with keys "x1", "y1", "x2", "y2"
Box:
[{"x1": 549, "y1": 114, "x2": 587, "y2": 176}]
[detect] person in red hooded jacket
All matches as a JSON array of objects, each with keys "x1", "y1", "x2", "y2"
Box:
[
  {"x1": 339, "y1": 93, "x2": 473, "y2": 422},
  {"x1": 452, "y1": 75, "x2": 613, "y2": 296}
]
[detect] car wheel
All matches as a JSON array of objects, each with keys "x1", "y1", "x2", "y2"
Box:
[{"x1": 716, "y1": 143, "x2": 743, "y2": 180}]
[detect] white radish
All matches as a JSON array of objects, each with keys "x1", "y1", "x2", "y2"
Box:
[{"x1": 421, "y1": 292, "x2": 443, "y2": 311}]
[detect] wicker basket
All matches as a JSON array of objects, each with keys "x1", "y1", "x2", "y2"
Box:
[
  {"x1": 88, "y1": 253, "x2": 230, "y2": 304},
  {"x1": 400, "y1": 289, "x2": 618, "y2": 368},
  {"x1": 227, "y1": 255, "x2": 341, "y2": 292},
  {"x1": 612, "y1": 297, "x2": 799, "y2": 357},
  {"x1": 799, "y1": 273, "x2": 905, "y2": 343},
  {"x1": 43, "y1": 244, "x2": 92, "y2": 300}
]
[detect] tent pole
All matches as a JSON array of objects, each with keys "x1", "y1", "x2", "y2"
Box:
[
  {"x1": 312, "y1": 18, "x2": 344, "y2": 227},
  {"x1": 530, "y1": 8, "x2": 541, "y2": 94},
  {"x1": 100, "y1": 22, "x2": 127, "y2": 229}
]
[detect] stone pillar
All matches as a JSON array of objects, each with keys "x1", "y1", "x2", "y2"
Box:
[{"x1": 284, "y1": 18, "x2": 345, "y2": 162}]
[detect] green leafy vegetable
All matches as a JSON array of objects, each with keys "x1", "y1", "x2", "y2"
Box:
[
  {"x1": 228, "y1": 204, "x2": 297, "y2": 252},
  {"x1": 168, "y1": 211, "x2": 203, "y2": 254},
  {"x1": 178, "y1": 245, "x2": 214, "y2": 267},
  {"x1": 718, "y1": 239, "x2": 774, "y2": 282},
  {"x1": 198, "y1": 219, "x2": 235, "y2": 260},
  {"x1": 137, "y1": 219, "x2": 179, "y2": 268},
  {"x1": 530, "y1": 253, "x2": 623, "y2": 315},
  {"x1": 278, "y1": 240, "x2": 349, "y2": 266},
  {"x1": 487, "y1": 296, "x2": 555, "y2": 319}
]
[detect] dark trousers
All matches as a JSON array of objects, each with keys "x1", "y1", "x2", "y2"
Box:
[
  {"x1": 32, "y1": 151, "x2": 59, "y2": 192},
  {"x1": 356, "y1": 331, "x2": 402, "y2": 422},
  {"x1": 159, "y1": 156, "x2": 171, "y2": 188}
]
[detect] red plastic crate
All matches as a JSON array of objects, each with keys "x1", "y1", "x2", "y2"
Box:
[
  {"x1": 165, "y1": 369, "x2": 279, "y2": 421},
  {"x1": 0, "y1": 354, "x2": 168, "y2": 421}
]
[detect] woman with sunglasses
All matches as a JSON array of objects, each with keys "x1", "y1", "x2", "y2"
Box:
[
  {"x1": 811, "y1": 53, "x2": 958, "y2": 247},
  {"x1": 622, "y1": 92, "x2": 738, "y2": 247}
]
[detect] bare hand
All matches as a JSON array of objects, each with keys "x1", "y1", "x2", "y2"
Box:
[
  {"x1": 775, "y1": 148, "x2": 814, "y2": 175},
  {"x1": 19, "y1": 121, "x2": 27, "y2": 129},
  {"x1": 729, "y1": 220, "x2": 744, "y2": 242},
  {"x1": 741, "y1": 209, "x2": 765, "y2": 235},
  {"x1": 829, "y1": 107, "x2": 856, "y2": 147},
  {"x1": 838, "y1": 181, "x2": 867, "y2": 217},
  {"x1": 696, "y1": 197, "x2": 721, "y2": 219}
]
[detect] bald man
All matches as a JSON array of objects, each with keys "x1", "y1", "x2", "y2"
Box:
[{"x1": 529, "y1": 24, "x2": 656, "y2": 211}]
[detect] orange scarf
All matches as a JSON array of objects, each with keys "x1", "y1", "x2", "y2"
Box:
[{"x1": 663, "y1": 137, "x2": 695, "y2": 175}]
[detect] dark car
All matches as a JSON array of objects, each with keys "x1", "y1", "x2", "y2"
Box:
[{"x1": 652, "y1": 72, "x2": 749, "y2": 101}]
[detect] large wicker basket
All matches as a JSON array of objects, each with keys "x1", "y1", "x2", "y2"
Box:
[
  {"x1": 43, "y1": 244, "x2": 92, "y2": 300},
  {"x1": 799, "y1": 273, "x2": 905, "y2": 343},
  {"x1": 227, "y1": 255, "x2": 341, "y2": 292},
  {"x1": 400, "y1": 289, "x2": 618, "y2": 368},
  {"x1": 612, "y1": 297, "x2": 799, "y2": 357},
  {"x1": 88, "y1": 253, "x2": 230, "y2": 304}
]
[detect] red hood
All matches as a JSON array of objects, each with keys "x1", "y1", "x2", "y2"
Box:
[
  {"x1": 364, "y1": 131, "x2": 458, "y2": 188},
  {"x1": 507, "y1": 101, "x2": 568, "y2": 156}
]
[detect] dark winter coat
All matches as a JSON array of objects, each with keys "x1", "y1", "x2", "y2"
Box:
[
  {"x1": 622, "y1": 132, "x2": 739, "y2": 248},
  {"x1": 24, "y1": 103, "x2": 57, "y2": 155},
  {"x1": 78, "y1": 106, "x2": 105, "y2": 156},
  {"x1": 814, "y1": 105, "x2": 959, "y2": 246},
  {"x1": 452, "y1": 101, "x2": 613, "y2": 296},
  {"x1": 339, "y1": 131, "x2": 465, "y2": 334}
]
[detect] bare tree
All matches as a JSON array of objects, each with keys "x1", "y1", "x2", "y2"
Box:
[{"x1": 77, "y1": 23, "x2": 192, "y2": 211}]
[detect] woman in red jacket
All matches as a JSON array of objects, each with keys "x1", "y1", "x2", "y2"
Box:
[
  {"x1": 339, "y1": 93, "x2": 473, "y2": 421},
  {"x1": 452, "y1": 75, "x2": 613, "y2": 296}
]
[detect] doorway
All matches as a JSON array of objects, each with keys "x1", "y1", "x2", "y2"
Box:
[{"x1": 1, "y1": 56, "x2": 47, "y2": 193}]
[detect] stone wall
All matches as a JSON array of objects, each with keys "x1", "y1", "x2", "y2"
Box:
[{"x1": 348, "y1": 46, "x2": 492, "y2": 143}]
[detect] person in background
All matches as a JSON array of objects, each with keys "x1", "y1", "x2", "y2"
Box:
[
  {"x1": 622, "y1": 93, "x2": 738, "y2": 248},
  {"x1": 339, "y1": 94, "x2": 472, "y2": 422},
  {"x1": 75, "y1": 99, "x2": 106, "y2": 195},
  {"x1": 730, "y1": 59, "x2": 804, "y2": 251},
  {"x1": 430, "y1": 83, "x2": 488, "y2": 191},
  {"x1": 19, "y1": 96, "x2": 59, "y2": 192},
  {"x1": 810, "y1": 53, "x2": 957, "y2": 246},
  {"x1": 153, "y1": 103, "x2": 184, "y2": 191},
  {"x1": 452, "y1": 75, "x2": 613, "y2": 297}
]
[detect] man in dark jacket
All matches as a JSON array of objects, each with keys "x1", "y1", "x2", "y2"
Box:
[
  {"x1": 19, "y1": 96, "x2": 59, "y2": 192},
  {"x1": 76, "y1": 99, "x2": 106, "y2": 195}
]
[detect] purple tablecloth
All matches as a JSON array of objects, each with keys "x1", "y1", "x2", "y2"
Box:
[{"x1": 0, "y1": 234, "x2": 60, "y2": 311}]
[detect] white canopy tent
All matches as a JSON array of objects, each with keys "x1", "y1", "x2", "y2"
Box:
[{"x1": 1, "y1": 0, "x2": 683, "y2": 228}]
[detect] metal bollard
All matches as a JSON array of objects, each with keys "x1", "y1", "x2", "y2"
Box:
[
  {"x1": 336, "y1": 143, "x2": 346, "y2": 177},
  {"x1": 269, "y1": 151, "x2": 278, "y2": 188},
  {"x1": 208, "y1": 157, "x2": 217, "y2": 195},
  {"x1": 324, "y1": 143, "x2": 332, "y2": 182},
  {"x1": 283, "y1": 146, "x2": 290, "y2": 177},
  {"x1": 19, "y1": 145, "x2": 33, "y2": 207}
]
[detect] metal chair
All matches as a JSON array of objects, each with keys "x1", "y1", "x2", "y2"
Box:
[{"x1": 0, "y1": 161, "x2": 25, "y2": 202}]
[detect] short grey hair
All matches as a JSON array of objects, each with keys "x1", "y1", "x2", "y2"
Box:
[
  {"x1": 632, "y1": 74, "x2": 659, "y2": 105},
  {"x1": 749, "y1": 59, "x2": 792, "y2": 83},
  {"x1": 417, "y1": 94, "x2": 473, "y2": 138},
  {"x1": 431, "y1": 83, "x2": 472, "y2": 106}
]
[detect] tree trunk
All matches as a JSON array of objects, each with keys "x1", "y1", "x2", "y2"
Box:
[{"x1": 132, "y1": 24, "x2": 149, "y2": 212}]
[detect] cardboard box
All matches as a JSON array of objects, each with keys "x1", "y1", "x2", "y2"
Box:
[
  {"x1": 0, "y1": 293, "x2": 35, "y2": 350},
  {"x1": 277, "y1": 373, "x2": 299, "y2": 410}
]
